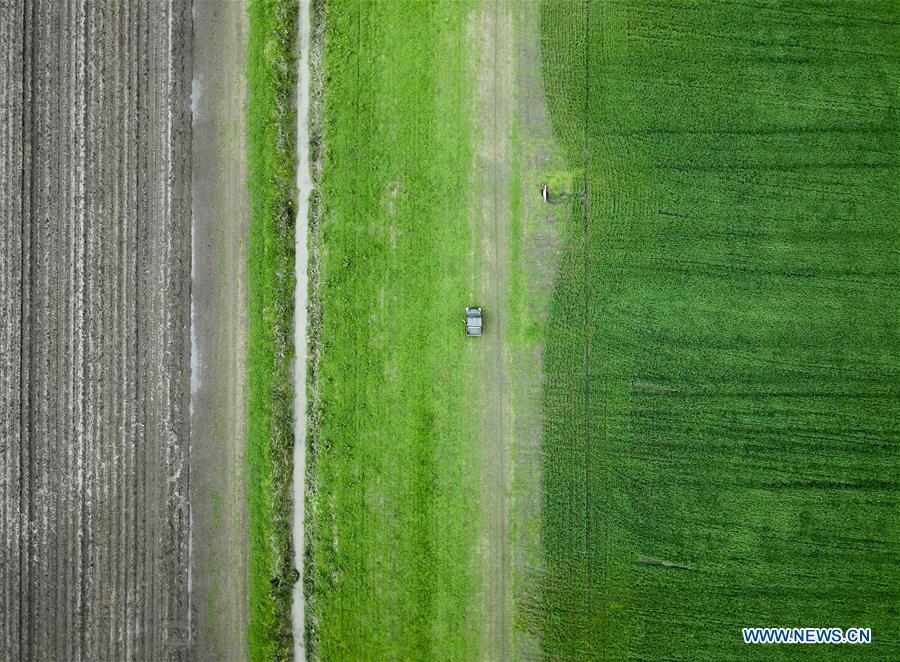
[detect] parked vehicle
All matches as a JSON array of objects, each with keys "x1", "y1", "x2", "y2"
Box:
[{"x1": 465, "y1": 307, "x2": 483, "y2": 337}]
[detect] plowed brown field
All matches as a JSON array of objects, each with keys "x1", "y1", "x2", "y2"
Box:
[{"x1": 0, "y1": 1, "x2": 192, "y2": 660}]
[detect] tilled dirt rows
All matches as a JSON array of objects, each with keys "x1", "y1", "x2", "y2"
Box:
[{"x1": 0, "y1": 1, "x2": 192, "y2": 660}]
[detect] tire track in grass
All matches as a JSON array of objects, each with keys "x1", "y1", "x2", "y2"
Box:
[{"x1": 475, "y1": 1, "x2": 513, "y2": 657}]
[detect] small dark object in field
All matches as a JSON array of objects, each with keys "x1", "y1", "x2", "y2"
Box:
[{"x1": 540, "y1": 184, "x2": 585, "y2": 205}]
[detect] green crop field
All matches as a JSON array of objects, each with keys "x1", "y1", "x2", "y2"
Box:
[
  {"x1": 530, "y1": 0, "x2": 900, "y2": 659},
  {"x1": 308, "y1": 1, "x2": 486, "y2": 659}
]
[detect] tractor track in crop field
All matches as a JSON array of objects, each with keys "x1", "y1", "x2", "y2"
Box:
[
  {"x1": 473, "y1": 1, "x2": 514, "y2": 659},
  {"x1": 0, "y1": 2, "x2": 192, "y2": 660}
]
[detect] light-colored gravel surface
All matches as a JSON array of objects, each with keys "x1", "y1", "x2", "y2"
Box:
[
  {"x1": 0, "y1": 1, "x2": 192, "y2": 660},
  {"x1": 293, "y1": 1, "x2": 313, "y2": 660}
]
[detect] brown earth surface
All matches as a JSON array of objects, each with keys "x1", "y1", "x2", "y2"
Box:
[
  {"x1": 189, "y1": 2, "x2": 251, "y2": 661},
  {"x1": 0, "y1": 1, "x2": 192, "y2": 660}
]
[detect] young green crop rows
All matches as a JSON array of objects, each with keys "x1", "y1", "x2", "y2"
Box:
[{"x1": 531, "y1": 1, "x2": 899, "y2": 659}]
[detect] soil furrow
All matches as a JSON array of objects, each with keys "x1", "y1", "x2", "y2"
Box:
[
  {"x1": 19, "y1": 4, "x2": 34, "y2": 655},
  {"x1": 123, "y1": 3, "x2": 139, "y2": 658},
  {"x1": 0, "y1": 3, "x2": 25, "y2": 657},
  {"x1": 55, "y1": 7, "x2": 72, "y2": 658}
]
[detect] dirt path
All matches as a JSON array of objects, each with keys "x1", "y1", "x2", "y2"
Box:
[
  {"x1": 474, "y1": 1, "x2": 515, "y2": 659},
  {"x1": 190, "y1": 2, "x2": 251, "y2": 660},
  {"x1": 471, "y1": 2, "x2": 566, "y2": 658},
  {"x1": 0, "y1": 1, "x2": 192, "y2": 660},
  {"x1": 293, "y1": 0, "x2": 313, "y2": 659}
]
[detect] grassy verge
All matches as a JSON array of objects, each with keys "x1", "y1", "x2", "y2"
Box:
[
  {"x1": 532, "y1": 1, "x2": 900, "y2": 659},
  {"x1": 309, "y1": 1, "x2": 483, "y2": 658},
  {"x1": 246, "y1": 0, "x2": 298, "y2": 659}
]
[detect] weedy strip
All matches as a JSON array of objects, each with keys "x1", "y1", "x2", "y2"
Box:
[
  {"x1": 303, "y1": 0, "x2": 325, "y2": 657},
  {"x1": 247, "y1": 0, "x2": 298, "y2": 659}
]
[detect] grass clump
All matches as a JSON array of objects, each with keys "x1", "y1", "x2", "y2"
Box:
[
  {"x1": 246, "y1": 0, "x2": 298, "y2": 659},
  {"x1": 529, "y1": 1, "x2": 900, "y2": 659}
]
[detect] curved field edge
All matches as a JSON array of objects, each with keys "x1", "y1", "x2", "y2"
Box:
[
  {"x1": 247, "y1": 0, "x2": 299, "y2": 660},
  {"x1": 532, "y1": 1, "x2": 900, "y2": 659}
]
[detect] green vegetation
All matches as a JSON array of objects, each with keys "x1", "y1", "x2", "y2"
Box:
[
  {"x1": 530, "y1": 1, "x2": 900, "y2": 658},
  {"x1": 309, "y1": 1, "x2": 486, "y2": 658},
  {"x1": 247, "y1": 0, "x2": 298, "y2": 659}
]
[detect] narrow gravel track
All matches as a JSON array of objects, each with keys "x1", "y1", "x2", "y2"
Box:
[
  {"x1": 293, "y1": 1, "x2": 314, "y2": 659},
  {"x1": 0, "y1": 2, "x2": 192, "y2": 660}
]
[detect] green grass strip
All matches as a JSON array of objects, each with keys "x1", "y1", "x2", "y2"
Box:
[
  {"x1": 247, "y1": 0, "x2": 298, "y2": 660},
  {"x1": 309, "y1": 1, "x2": 482, "y2": 658}
]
